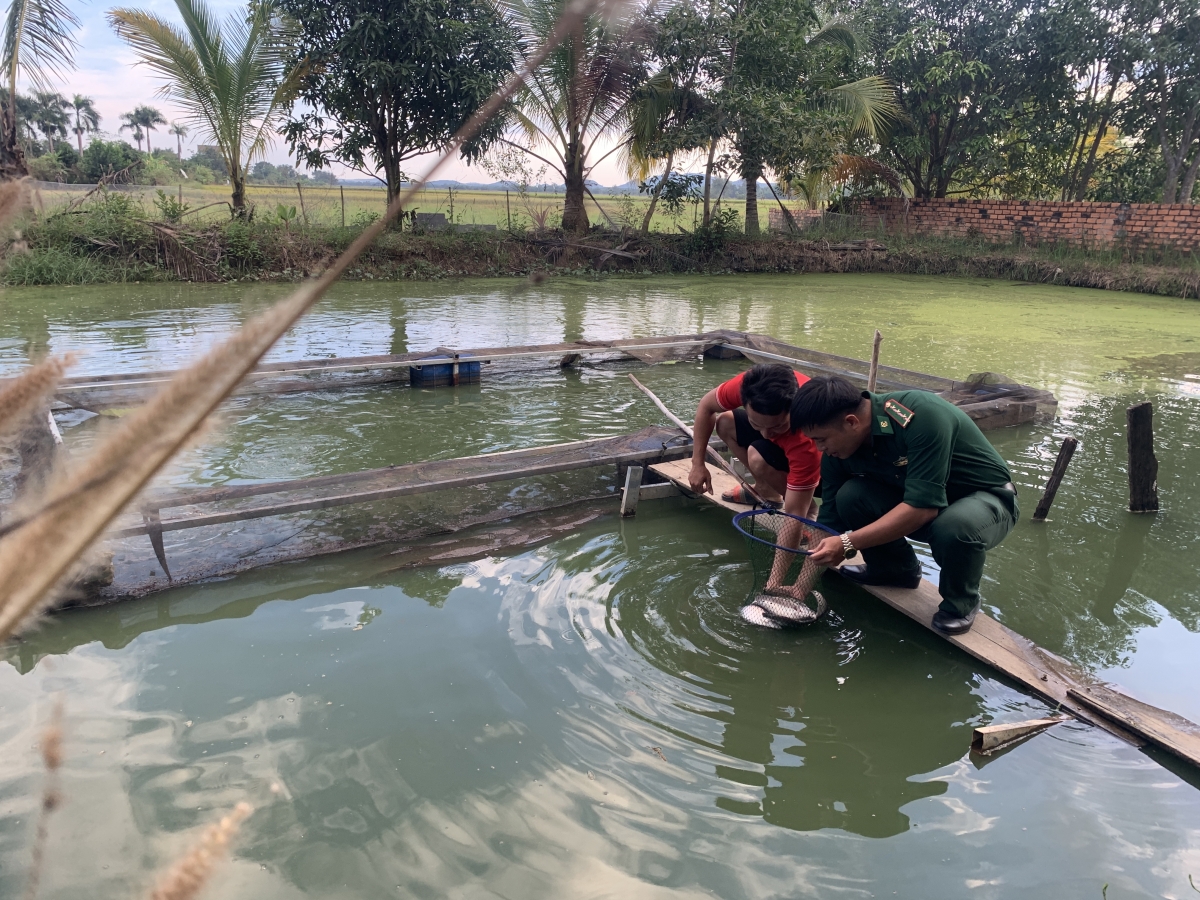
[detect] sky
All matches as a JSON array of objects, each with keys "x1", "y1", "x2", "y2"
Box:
[{"x1": 61, "y1": 0, "x2": 632, "y2": 186}]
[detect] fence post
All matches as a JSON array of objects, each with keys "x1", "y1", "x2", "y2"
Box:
[
  {"x1": 1127, "y1": 402, "x2": 1159, "y2": 512},
  {"x1": 867, "y1": 330, "x2": 883, "y2": 392},
  {"x1": 506, "y1": 189, "x2": 511, "y2": 231},
  {"x1": 340, "y1": 185, "x2": 345, "y2": 228}
]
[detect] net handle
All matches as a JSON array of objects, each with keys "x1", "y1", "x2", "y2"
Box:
[{"x1": 731, "y1": 509, "x2": 839, "y2": 556}]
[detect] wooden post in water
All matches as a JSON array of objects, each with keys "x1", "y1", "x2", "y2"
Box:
[
  {"x1": 867, "y1": 330, "x2": 883, "y2": 392},
  {"x1": 1127, "y1": 401, "x2": 1159, "y2": 512},
  {"x1": 340, "y1": 185, "x2": 346, "y2": 228},
  {"x1": 295, "y1": 182, "x2": 308, "y2": 227},
  {"x1": 1032, "y1": 436, "x2": 1077, "y2": 521},
  {"x1": 621, "y1": 465, "x2": 644, "y2": 517}
]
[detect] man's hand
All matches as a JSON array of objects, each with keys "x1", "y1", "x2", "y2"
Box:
[
  {"x1": 807, "y1": 534, "x2": 846, "y2": 567},
  {"x1": 688, "y1": 461, "x2": 713, "y2": 494}
]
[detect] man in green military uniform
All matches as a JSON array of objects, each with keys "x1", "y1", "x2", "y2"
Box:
[{"x1": 792, "y1": 375, "x2": 1019, "y2": 634}]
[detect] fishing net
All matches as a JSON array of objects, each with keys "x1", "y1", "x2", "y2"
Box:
[{"x1": 733, "y1": 509, "x2": 838, "y2": 629}]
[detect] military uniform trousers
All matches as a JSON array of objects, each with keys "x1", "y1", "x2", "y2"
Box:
[{"x1": 822, "y1": 478, "x2": 1019, "y2": 617}]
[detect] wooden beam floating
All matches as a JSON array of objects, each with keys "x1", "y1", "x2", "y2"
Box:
[
  {"x1": 971, "y1": 717, "x2": 1068, "y2": 754},
  {"x1": 1032, "y1": 436, "x2": 1078, "y2": 522}
]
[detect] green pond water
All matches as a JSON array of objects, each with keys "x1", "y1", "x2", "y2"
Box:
[{"x1": 2, "y1": 273, "x2": 1200, "y2": 898}]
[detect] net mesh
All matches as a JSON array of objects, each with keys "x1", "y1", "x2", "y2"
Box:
[{"x1": 734, "y1": 510, "x2": 838, "y2": 628}]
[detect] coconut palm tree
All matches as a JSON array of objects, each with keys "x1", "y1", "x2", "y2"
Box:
[
  {"x1": 1, "y1": 0, "x2": 81, "y2": 176},
  {"x1": 118, "y1": 110, "x2": 144, "y2": 151},
  {"x1": 30, "y1": 89, "x2": 67, "y2": 150},
  {"x1": 71, "y1": 93, "x2": 100, "y2": 152},
  {"x1": 132, "y1": 103, "x2": 165, "y2": 152},
  {"x1": 169, "y1": 119, "x2": 187, "y2": 157},
  {"x1": 504, "y1": 0, "x2": 648, "y2": 234},
  {"x1": 108, "y1": 0, "x2": 301, "y2": 211}
]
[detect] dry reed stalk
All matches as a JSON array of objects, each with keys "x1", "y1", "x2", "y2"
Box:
[
  {"x1": 0, "y1": 356, "x2": 72, "y2": 437},
  {"x1": 0, "y1": 178, "x2": 32, "y2": 235},
  {"x1": 21, "y1": 698, "x2": 64, "y2": 900},
  {"x1": 0, "y1": 0, "x2": 614, "y2": 640},
  {"x1": 147, "y1": 802, "x2": 252, "y2": 900}
]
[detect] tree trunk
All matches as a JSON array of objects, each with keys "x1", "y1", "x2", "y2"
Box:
[
  {"x1": 742, "y1": 158, "x2": 761, "y2": 235},
  {"x1": 1179, "y1": 149, "x2": 1200, "y2": 204},
  {"x1": 77, "y1": 130, "x2": 83, "y2": 154},
  {"x1": 702, "y1": 138, "x2": 717, "y2": 226},
  {"x1": 177, "y1": 134, "x2": 182, "y2": 158},
  {"x1": 0, "y1": 103, "x2": 28, "y2": 180},
  {"x1": 641, "y1": 151, "x2": 674, "y2": 234},
  {"x1": 146, "y1": 131, "x2": 152, "y2": 154},
  {"x1": 561, "y1": 141, "x2": 588, "y2": 234},
  {"x1": 231, "y1": 173, "x2": 246, "y2": 211}
]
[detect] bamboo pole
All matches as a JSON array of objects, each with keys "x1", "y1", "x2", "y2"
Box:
[
  {"x1": 1032, "y1": 436, "x2": 1077, "y2": 521},
  {"x1": 628, "y1": 374, "x2": 766, "y2": 505},
  {"x1": 867, "y1": 330, "x2": 883, "y2": 392}
]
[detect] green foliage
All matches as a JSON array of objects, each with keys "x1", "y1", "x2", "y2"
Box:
[
  {"x1": 80, "y1": 138, "x2": 141, "y2": 181},
  {"x1": 153, "y1": 188, "x2": 190, "y2": 223},
  {"x1": 220, "y1": 218, "x2": 265, "y2": 269},
  {"x1": 26, "y1": 151, "x2": 64, "y2": 180},
  {"x1": 682, "y1": 206, "x2": 740, "y2": 257},
  {"x1": 640, "y1": 172, "x2": 702, "y2": 217},
  {"x1": 275, "y1": 202, "x2": 297, "y2": 230},
  {"x1": 350, "y1": 209, "x2": 379, "y2": 228},
  {"x1": 280, "y1": 0, "x2": 515, "y2": 203}
]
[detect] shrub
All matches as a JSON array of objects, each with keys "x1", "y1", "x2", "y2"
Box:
[{"x1": 81, "y1": 140, "x2": 141, "y2": 182}]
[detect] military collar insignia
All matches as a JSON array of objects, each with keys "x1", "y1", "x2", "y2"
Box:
[{"x1": 884, "y1": 398, "x2": 915, "y2": 428}]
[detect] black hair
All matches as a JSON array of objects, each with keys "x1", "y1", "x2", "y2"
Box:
[
  {"x1": 790, "y1": 376, "x2": 865, "y2": 430},
  {"x1": 740, "y1": 364, "x2": 798, "y2": 416}
]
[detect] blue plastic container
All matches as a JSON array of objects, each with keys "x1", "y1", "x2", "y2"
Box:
[{"x1": 409, "y1": 355, "x2": 481, "y2": 387}]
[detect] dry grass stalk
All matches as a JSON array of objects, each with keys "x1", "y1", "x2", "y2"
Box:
[
  {"x1": 0, "y1": 178, "x2": 32, "y2": 235},
  {"x1": 147, "y1": 802, "x2": 252, "y2": 900},
  {"x1": 21, "y1": 698, "x2": 64, "y2": 900},
  {"x1": 0, "y1": 356, "x2": 72, "y2": 437},
  {"x1": 0, "y1": 0, "x2": 611, "y2": 641}
]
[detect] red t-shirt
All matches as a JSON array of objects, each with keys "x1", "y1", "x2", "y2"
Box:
[{"x1": 715, "y1": 370, "x2": 822, "y2": 492}]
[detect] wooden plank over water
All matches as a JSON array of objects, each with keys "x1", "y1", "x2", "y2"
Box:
[{"x1": 647, "y1": 458, "x2": 1200, "y2": 758}]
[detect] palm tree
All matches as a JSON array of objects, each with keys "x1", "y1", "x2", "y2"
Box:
[
  {"x1": 169, "y1": 119, "x2": 187, "y2": 157},
  {"x1": 71, "y1": 93, "x2": 99, "y2": 152},
  {"x1": 132, "y1": 103, "x2": 166, "y2": 152},
  {"x1": 504, "y1": 0, "x2": 647, "y2": 234},
  {"x1": 119, "y1": 110, "x2": 144, "y2": 151},
  {"x1": 108, "y1": 0, "x2": 301, "y2": 211},
  {"x1": 30, "y1": 89, "x2": 67, "y2": 151},
  {"x1": 1, "y1": 0, "x2": 81, "y2": 176}
]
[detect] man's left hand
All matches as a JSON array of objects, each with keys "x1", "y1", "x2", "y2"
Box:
[{"x1": 807, "y1": 534, "x2": 846, "y2": 567}]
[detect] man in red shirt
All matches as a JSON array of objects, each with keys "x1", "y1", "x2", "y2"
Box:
[{"x1": 688, "y1": 363, "x2": 821, "y2": 518}]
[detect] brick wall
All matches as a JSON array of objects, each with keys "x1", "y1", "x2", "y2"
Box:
[{"x1": 844, "y1": 198, "x2": 1200, "y2": 253}]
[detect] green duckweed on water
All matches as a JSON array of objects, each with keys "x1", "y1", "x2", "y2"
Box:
[{"x1": 1, "y1": 272, "x2": 1198, "y2": 899}]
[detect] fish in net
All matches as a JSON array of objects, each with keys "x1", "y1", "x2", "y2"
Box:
[{"x1": 732, "y1": 509, "x2": 838, "y2": 628}]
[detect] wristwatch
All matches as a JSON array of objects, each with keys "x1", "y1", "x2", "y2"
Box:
[{"x1": 840, "y1": 532, "x2": 858, "y2": 559}]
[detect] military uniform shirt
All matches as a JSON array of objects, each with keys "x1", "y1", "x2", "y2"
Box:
[{"x1": 818, "y1": 390, "x2": 1013, "y2": 527}]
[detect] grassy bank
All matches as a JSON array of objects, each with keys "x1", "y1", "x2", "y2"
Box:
[{"x1": 5, "y1": 190, "x2": 1199, "y2": 298}]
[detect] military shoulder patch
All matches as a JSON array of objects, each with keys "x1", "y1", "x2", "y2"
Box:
[{"x1": 883, "y1": 398, "x2": 915, "y2": 428}]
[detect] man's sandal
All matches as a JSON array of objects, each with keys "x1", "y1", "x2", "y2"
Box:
[{"x1": 720, "y1": 483, "x2": 781, "y2": 509}]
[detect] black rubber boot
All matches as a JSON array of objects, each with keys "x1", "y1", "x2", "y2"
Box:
[
  {"x1": 838, "y1": 565, "x2": 922, "y2": 590},
  {"x1": 931, "y1": 602, "x2": 981, "y2": 635}
]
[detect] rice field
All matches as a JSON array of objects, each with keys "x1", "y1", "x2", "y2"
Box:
[{"x1": 32, "y1": 181, "x2": 775, "y2": 233}]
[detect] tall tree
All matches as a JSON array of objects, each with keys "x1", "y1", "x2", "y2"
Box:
[
  {"x1": 280, "y1": 0, "x2": 515, "y2": 205},
  {"x1": 30, "y1": 88, "x2": 66, "y2": 150},
  {"x1": 132, "y1": 102, "x2": 166, "y2": 152},
  {"x1": 1, "y1": 0, "x2": 80, "y2": 176},
  {"x1": 169, "y1": 119, "x2": 187, "y2": 157},
  {"x1": 851, "y1": 0, "x2": 1067, "y2": 198},
  {"x1": 108, "y1": 0, "x2": 301, "y2": 211},
  {"x1": 1119, "y1": 0, "x2": 1200, "y2": 202},
  {"x1": 505, "y1": 0, "x2": 648, "y2": 233},
  {"x1": 70, "y1": 93, "x2": 99, "y2": 153},
  {"x1": 119, "y1": 109, "x2": 143, "y2": 151}
]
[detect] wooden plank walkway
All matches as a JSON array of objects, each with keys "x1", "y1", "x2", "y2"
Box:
[{"x1": 649, "y1": 458, "x2": 1200, "y2": 766}]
